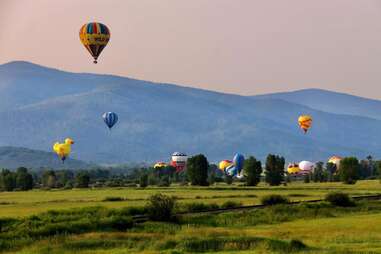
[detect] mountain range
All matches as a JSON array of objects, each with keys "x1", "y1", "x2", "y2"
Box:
[
  {"x1": 0, "y1": 61, "x2": 380, "y2": 165},
  {"x1": 0, "y1": 146, "x2": 93, "y2": 169}
]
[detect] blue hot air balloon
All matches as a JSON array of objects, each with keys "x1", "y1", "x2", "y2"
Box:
[{"x1": 102, "y1": 112, "x2": 118, "y2": 129}]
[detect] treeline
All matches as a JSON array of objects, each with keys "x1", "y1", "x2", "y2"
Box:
[
  {"x1": 300, "y1": 156, "x2": 380, "y2": 185},
  {"x1": 0, "y1": 167, "x2": 138, "y2": 191},
  {"x1": 137, "y1": 154, "x2": 381, "y2": 187},
  {"x1": 0, "y1": 154, "x2": 380, "y2": 191}
]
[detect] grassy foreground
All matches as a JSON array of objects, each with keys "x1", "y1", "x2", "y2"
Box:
[
  {"x1": 0, "y1": 180, "x2": 381, "y2": 253},
  {"x1": 0, "y1": 180, "x2": 380, "y2": 217}
]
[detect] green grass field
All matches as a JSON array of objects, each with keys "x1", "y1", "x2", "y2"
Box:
[
  {"x1": 1, "y1": 180, "x2": 381, "y2": 253},
  {"x1": 0, "y1": 180, "x2": 380, "y2": 218}
]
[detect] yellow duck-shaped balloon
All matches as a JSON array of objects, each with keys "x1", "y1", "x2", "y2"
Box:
[{"x1": 53, "y1": 138, "x2": 74, "y2": 163}]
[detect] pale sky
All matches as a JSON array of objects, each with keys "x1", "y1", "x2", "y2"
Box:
[{"x1": 1, "y1": 0, "x2": 381, "y2": 98}]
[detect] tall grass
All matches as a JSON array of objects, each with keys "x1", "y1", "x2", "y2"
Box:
[{"x1": 181, "y1": 201, "x2": 381, "y2": 227}]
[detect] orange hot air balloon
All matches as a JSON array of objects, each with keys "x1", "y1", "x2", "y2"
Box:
[{"x1": 298, "y1": 115, "x2": 312, "y2": 134}]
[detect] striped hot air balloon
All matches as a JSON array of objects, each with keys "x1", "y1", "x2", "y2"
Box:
[
  {"x1": 79, "y1": 22, "x2": 110, "y2": 64},
  {"x1": 298, "y1": 115, "x2": 313, "y2": 134},
  {"x1": 102, "y1": 112, "x2": 118, "y2": 130}
]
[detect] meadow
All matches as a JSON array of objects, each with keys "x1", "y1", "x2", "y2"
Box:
[{"x1": 1, "y1": 180, "x2": 381, "y2": 253}]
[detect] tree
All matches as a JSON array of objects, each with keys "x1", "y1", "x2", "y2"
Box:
[
  {"x1": 265, "y1": 154, "x2": 285, "y2": 186},
  {"x1": 75, "y1": 171, "x2": 90, "y2": 188},
  {"x1": 224, "y1": 175, "x2": 233, "y2": 185},
  {"x1": 207, "y1": 164, "x2": 218, "y2": 185},
  {"x1": 367, "y1": 155, "x2": 375, "y2": 177},
  {"x1": 187, "y1": 154, "x2": 209, "y2": 186},
  {"x1": 42, "y1": 170, "x2": 56, "y2": 188},
  {"x1": 0, "y1": 169, "x2": 16, "y2": 191},
  {"x1": 56, "y1": 170, "x2": 74, "y2": 188},
  {"x1": 326, "y1": 162, "x2": 337, "y2": 182},
  {"x1": 312, "y1": 162, "x2": 324, "y2": 182},
  {"x1": 376, "y1": 161, "x2": 381, "y2": 179},
  {"x1": 303, "y1": 174, "x2": 310, "y2": 183},
  {"x1": 139, "y1": 173, "x2": 148, "y2": 188},
  {"x1": 244, "y1": 156, "x2": 262, "y2": 186},
  {"x1": 15, "y1": 167, "x2": 33, "y2": 190},
  {"x1": 339, "y1": 157, "x2": 360, "y2": 184}
]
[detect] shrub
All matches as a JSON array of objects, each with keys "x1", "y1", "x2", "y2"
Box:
[
  {"x1": 119, "y1": 206, "x2": 147, "y2": 216},
  {"x1": 289, "y1": 239, "x2": 307, "y2": 250},
  {"x1": 103, "y1": 196, "x2": 124, "y2": 202},
  {"x1": 158, "y1": 177, "x2": 171, "y2": 187},
  {"x1": 185, "y1": 202, "x2": 219, "y2": 212},
  {"x1": 221, "y1": 200, "x2": 241, "y2": 209},
  {"x1": 224, "y1": 175, "x2": 233, "y2": 185},
  {"x1": 146, "y1": 194, "x2": 176, "y2": 221},
  {"x1": 99, "y1": 215, "x2": 133, "y2": 231},
  {"x1": 325, "y1": 192, "x2": 355, "y2": 207},
  {"x1": 125, "y1": 183, "x2": 138, "y2": 188},
  {"x1": 260, "y1": 194, "x2": 289, "y2": 206}
]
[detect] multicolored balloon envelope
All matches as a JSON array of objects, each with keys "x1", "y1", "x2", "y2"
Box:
[
  {"x1": 222, "y1": 153, "x2": 245, "y2": 177},
  {"x1": 102, "y1": 112, "x2": 118, "y2": 130},
  {"x1": 171, "y1": 152, "x2": 188, "y2": 173},
  {"x1": 79, "y1": 22, "x2": 110, "y2": 64},
  {"x1": 298, "y1": 115, "x2": 312, "y2": 134},
  {"x1": 53, "y1": 138, "x2": 74, "y2": 163},
  {"x1": 219, "y1": 160, "x2": 233, "y2": 171}
]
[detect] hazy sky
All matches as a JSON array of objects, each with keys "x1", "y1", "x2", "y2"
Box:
[{"x1": 1, "y1": 0, "x2": 381, "y2": 98}]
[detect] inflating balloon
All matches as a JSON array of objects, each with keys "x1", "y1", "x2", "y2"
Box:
[
  {"x1": 298, "y1": 115, "x2": 312, "y2": 134},
  {"x1": 79, "y1": 22, "x2": 110, "y2": 64},
  {"x1": 218, "y1": 160, "x2": 233, "y2": 172},
  {"x1": 53, "y1": 138, "x2": 74, "y2": 163},
  {"x1": 154, "y1": 162, "x2": 167, "y2": 169},
  {"x1": 328, "y1": 156, "x2": 342, "y2": 167},
  {"x1": 102, "y1": 112, "x2": 118, "y2": 130},
  {"x1": 170, "y1": 152, "x2": 188, "y2": 173},
  {"x1": 299, "y1": 161, "x2": 314, "y2": 174},
  {"x1": 223, "y1": 153, "x2": 245, "y2": 177},
  {"x1": 287, "y1": 163, "x2": 300, "y2": 174}
]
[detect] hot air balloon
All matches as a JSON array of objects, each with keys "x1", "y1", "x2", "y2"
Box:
[
  {"x1": 328, "y1": 156, "x2": 342, "y2": 167},
  {"x1": 219, "y1": 160, "x2": 233, "y2": 172},
  {"x1": 154, "y1": 162, "x2": 167, "y2": 169},
  {"x1": 299, "y1": 161, "x2": 315, "y2": 175},
  {"x1": 170, "y1": 152, "x2": 188, "y2": 173},
  {"x1": 79, "y1": 22, "x2": 110, "y2": 64},
  {"x1": 102, "y1": 112, "x2": 118, "y2": 130},
  {"x1": 225, "y1": 153, "x2": 245, "y2": 177},
  {"x1": 53, "y1": 138, "x2": 74, "y2": 163},
  {"x1": 298, "y1": 115, "x2": 312, "y2": 134},
  {"x1": 328, "y1": 156, "x2": 342, "y2": 174},
  {"x1": 287, "y1": 163, "x2": 300, "y2": 174}
]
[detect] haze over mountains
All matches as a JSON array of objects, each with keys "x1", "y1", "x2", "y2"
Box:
[{"x1": 0, "y1": 61, "x2": 380, "y2": 165}]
